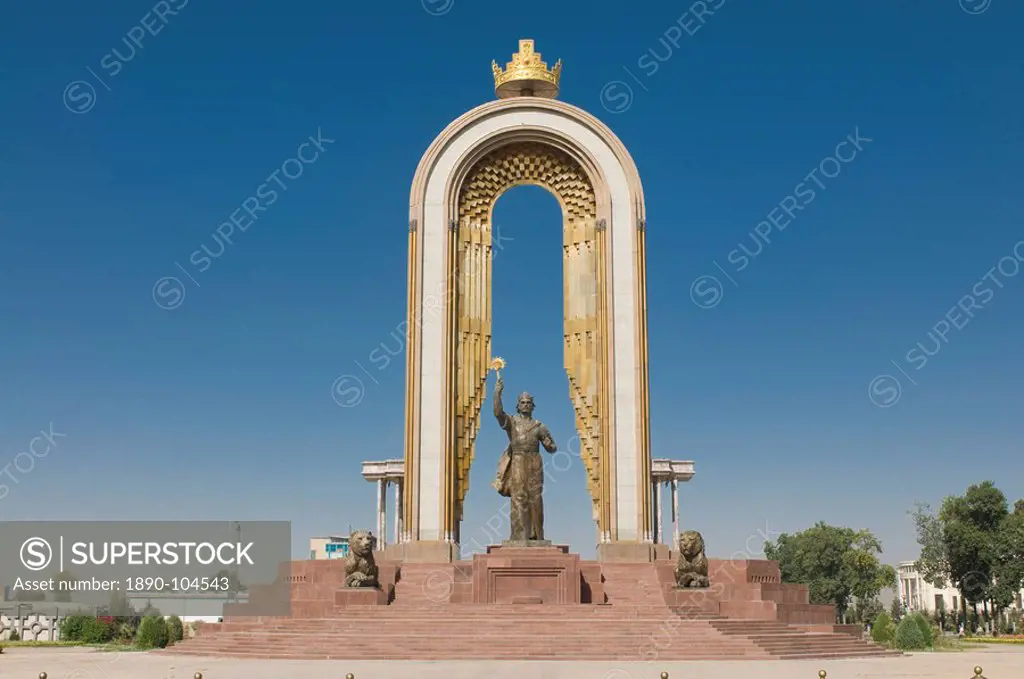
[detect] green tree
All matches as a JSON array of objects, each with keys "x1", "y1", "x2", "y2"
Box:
[
  {"x1": 889, "y1": 596, "x2": 904, "y2": 621},
  {"x1": 858, "y1": 597, "x2": 885, "y2": 625},
  {"x1": 212, "y1": 569, "x2": 246, "y2": 594},
  {"x1": 911, "y1": 502, "x2": 949, "y2": 587},
  {"x1": 912, "y1": 482, "x2": 1013, "y2": 628},
  {"x1": 764, "y1": 522, "x2": 897, "y2": 622},
  {"x1": 139, "y1": 602, "x2": 162, "y2": 617},
  {"x1": 991, "y1": 507, "x2": 1024, "y2": 611},
  {"x1": 107, "y1": 589, "x2": 134, "y2": 616},
  {"x1": 53, "y1": 571, "x2": 75, "y2": 603},
  {"x1": 15, "y1": 588, "x2": 45, "y2": 602}
]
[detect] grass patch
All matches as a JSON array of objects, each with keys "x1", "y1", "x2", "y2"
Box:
[
  {"x1": 0, "y1": 640, "x2": 148, "y2": 652},
  {"x1": 0, "y1": 640, "x2": 88, "y2": 647},
  {"x1": 93, "y1": 642, "x2": 147, "y2": 653},
  {"x1": 961, "y1": 637, "x2": 1024, "y2": 645}
]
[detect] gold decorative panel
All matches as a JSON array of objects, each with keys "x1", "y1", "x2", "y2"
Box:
[{"x1": 448, "y1": 142, "x2": 605, "y2": 534}]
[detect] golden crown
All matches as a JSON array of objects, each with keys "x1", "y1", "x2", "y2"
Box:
[{"x1": 491, "y1": 39, "x2": 562, "y2": 99}]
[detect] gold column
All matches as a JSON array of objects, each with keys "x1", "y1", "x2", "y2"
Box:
[
  {"x1": 595, "y1": 218, "x2": 611, "y2": 539},
  {"x1": 450, "y1": 215, "x2": 493, "y2": 535},
  {"x1": 403, "y1": 220, "x2": 420, "y2": 539},
  {"x1": 563, "y1": 215, "x2": 602, "y2": 532},
  {"x1": 443, "y1": 219, "x2": 457, "y2": 540},
  {"x1": 636, "y1": 219, "x2": 652, "y2": 540}
]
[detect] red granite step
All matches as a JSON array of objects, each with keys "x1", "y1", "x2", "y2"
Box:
[
  {"x1": 164, "y1": 604, "x2": 893, "y2": 661},
  {"x1": 704, "y1": 619, "x2": 900, "y2": 658},
  {"x1": 172, "y1": 556, "x2": 898, "y2": 660},
  {"x1": 598, "y1": 563, "x2": 669, "y2": 605}
]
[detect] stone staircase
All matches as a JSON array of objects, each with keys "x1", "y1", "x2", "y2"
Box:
[
  {"x1": 159, "y1": 555, "x2": 898, "y2": 661},
  {"x1": 163, "y1": 604, "x2": 897, "y2": 661},
  {"x1": 702, "y1": 615, "x2": 899, "y2": 659},
  {"x1": 599, "y1": 563, "x2": 668, "y2": 605}
]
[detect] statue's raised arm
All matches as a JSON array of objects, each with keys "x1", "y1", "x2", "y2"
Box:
[{"x1": 493, "y1": 377, "x2": 511, "y2": 430}]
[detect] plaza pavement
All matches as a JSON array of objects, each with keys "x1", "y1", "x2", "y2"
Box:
[{"x1": 2, "y1": 645, "x2": 1021, "y2": 679}]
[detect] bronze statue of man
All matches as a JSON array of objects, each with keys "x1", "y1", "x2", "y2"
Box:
[{"x1": 492, "y1": 376, "x2": 557, "y2": 542}]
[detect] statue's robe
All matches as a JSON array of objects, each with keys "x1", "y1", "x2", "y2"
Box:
[{"x1": 494, "y1": 416, "x2": 550, "y2": 541}]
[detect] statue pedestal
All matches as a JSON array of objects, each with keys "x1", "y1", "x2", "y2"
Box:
[
  {"x1": 500, "y1": 539, "x2": 552, "y2": 547},
  {"x1": 597, "y1": 541, "x2": 656, "y2": 563},
  {"x1": 334, "y1": 586, "x2": 389, "y2": 608},
  {"x1": 472, "y1": 544, "x2": 581, "y2": 604}
]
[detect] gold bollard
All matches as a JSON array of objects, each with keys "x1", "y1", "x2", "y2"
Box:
[
  {"x1": 346, "y1": 674, "x2": 355, "y2": 679},
  {"x1": 818, "y1": 671, "x2": 827, "y2": 679},
  {"x1": 661, "y1": 673, "x2": 669, "y2": 679},
  {"x1": 973, "y1": 667, "x2": 985, "y2": 679},
  {"x1": 39, "y1": 673, "x2": 48, "y2": 679},
  {"x1": 194, "y1": 673, "x2": 203, "y2": 679}
]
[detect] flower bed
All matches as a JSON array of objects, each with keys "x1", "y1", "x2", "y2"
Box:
[{"x1": 962, "y1": 636, "x2": 1024, "y2": 644}]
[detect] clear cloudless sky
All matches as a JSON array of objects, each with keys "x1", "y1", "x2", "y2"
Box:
[{"x1": 2, "y1": 0, "x2": 1022, "y2": 568}]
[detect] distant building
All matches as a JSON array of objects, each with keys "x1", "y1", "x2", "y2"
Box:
[
  {"x1": 309, "y1": 535, "x2": 350, "y2": 560},
  {"x1": 897, "y1": 561, "x2": 1024, "y2": 613},
  {"x1": 897, "y1": 561, "x2": 962, "y2": 613}
]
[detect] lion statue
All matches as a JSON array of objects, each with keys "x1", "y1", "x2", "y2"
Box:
[
  {"x1": 674, "y1": 530, "x2": 710, "y2": 588},
  {"x1": 343, "y1": 529, "x2": 379, "y2": 588}
]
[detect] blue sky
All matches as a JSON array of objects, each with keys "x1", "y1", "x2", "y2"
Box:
[{"x1": 2, "y1": 0, "x2": 1022, "y2": 567}]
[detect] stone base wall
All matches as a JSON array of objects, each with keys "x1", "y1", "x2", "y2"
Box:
[
  {"x1": 222, "y1": 551, "x2": 839, "y2": 626},
  {"x1": 1, "y1": 614, "x2": 61, "y2": 641}
]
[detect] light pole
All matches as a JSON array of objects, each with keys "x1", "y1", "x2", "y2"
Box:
[{"x1": 233, "y1": 521, "x2": 242, "y2": 604}]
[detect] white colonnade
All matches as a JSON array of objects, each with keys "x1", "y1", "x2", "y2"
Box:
[
  {"x1": 650, "y1": 459, "x2": 695, "y2": 549},
  {"x1": 363, "y1": 458, "x2": 695, "y2": 551},
  {"x1": 361, "y1": 459, "x2": 405, "y2": 550}
]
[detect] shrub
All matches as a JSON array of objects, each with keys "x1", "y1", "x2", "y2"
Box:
[
  {"x1": 60, "y1": 615, "x2": 114, "y2": 644},
  {"x1": 7, "y1": 630, "x2": 20, "y2": 641},
  {"x1": 115, "y1": 620, "x2": 137, "y2": 643},
  {"x1": 166, "y1": 615, "x2": 184, "y2": 643},
  {"x1": 909, "y1": 612, "x2": 933, "y2": 647},
  {"x1": 135, "y1": 616, "x2": 169, "y2": 649},
  {"x1": 895, "y1": 615, "x2": 928, "y2": 650},
  {"x1": 60, "y1": 615, "x2": 89, "y2": 641},
  {"x1": 871, "y1": 612, "x2": 896, "y2": 645},
  {"x1": 83, "y1": 618, "x2": 114, "y2": 644}
]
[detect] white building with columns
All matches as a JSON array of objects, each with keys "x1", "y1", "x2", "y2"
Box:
[
  {"x1": 362, "y1": 457, "x2": 694, "y2": 552},
  {"x1": 897, "y1": 560, "x2": 1024, "y2": 614},
  {"x1": 897, "y1": 560, "x2": 963, "y2": 614}
]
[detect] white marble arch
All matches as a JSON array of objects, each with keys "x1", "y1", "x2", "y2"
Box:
[{"x1": 404, "y1": 97, "x2": 650, "y2": 549}]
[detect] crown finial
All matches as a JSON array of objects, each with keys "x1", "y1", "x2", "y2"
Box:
[{"x1": 492, "y1": 39, "x2": 561, "y2": 99}]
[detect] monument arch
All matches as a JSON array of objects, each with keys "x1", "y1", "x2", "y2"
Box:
[
  {"x1": 178, "y1": 41, "x2": 875, "y2": 661},
  {"x1": 401, "y1": 40, "x2": 653, "y2": 562}
]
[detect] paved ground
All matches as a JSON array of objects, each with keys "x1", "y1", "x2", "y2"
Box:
[{"x1": 2, "y1": 645, "x2": 1021, "y2": 679}]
